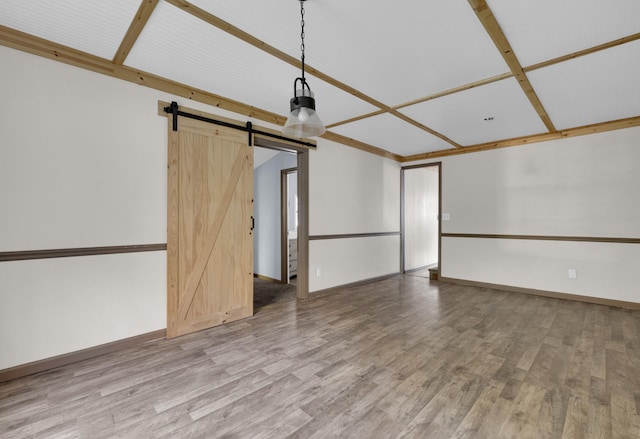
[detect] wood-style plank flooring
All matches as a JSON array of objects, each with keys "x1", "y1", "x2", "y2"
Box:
[{"x1": 1, "y1": 275, "x2": 640, "y2": 438}]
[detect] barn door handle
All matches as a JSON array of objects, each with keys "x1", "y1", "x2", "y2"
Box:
[{"x1": 251, "y1": 216, "x2": 255, "y2": 231}]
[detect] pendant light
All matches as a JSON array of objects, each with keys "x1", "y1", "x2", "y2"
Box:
[{"x1": 282, "y1": 0, "x2": 326, "y2": 138}]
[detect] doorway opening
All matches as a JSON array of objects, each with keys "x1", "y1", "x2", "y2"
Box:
[
  {"x1": 401, "y1": 162, "x2": 442, "y2": 279},
  {"x1": 252, "y1": 136, "x2": 310, "y2": 309}
]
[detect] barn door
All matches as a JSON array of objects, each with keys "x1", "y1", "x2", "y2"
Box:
[{"x1": 167, "y1": 116, "x2": 253, "y2": 339}]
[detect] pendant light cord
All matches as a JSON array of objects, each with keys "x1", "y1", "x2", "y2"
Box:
[
  {"x1": 283, "y1": 0, "x2": 325, "y2": 137},
  {"x1": 299, "y1": 0, "x2": 306, "y2": 83}
]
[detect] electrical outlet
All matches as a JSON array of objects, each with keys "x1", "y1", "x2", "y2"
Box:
[
  {"x1": 316, "y1": 268, "x2": 321, "y2": 277},
  {"x1": 442, "y1": 213, "x2": 450, "y2": 221},
  {"x1": 568, "y1": 269, "x2": 577, "y2": 279}
]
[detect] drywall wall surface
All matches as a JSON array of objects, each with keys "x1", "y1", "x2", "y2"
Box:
[
  {"x1": 309, "y1": 139, "x2": 400, "y2": 235},
  {"x1": 0, "y1": 45, "x2": 406, "y2": 368},
  {"x1": 0, "y1": 253, "x2": 166, "y2": 370},
  {"x1": 440, "y1": 128, "x2": 640, "y2": 237},
  {"x1": 308, "y1": 139, "x2": 401, "y2": 291},
  {"x1": 0, "y1": 45, "x2": 290, "y2": 369},
  {"x1": 0, "y1": 49, "x2": 168, "y2": 251},
  {"x1": 0, "y1": 46, "x2": 177, "y2": 369},
  {"x1": 253, "y1": 151, "x2": 297, "y2": 280},
  {"x1": 442, "y1": 237, "x2": 640, "y2": 303},
  {"x1": 412, "y1": 126, "x2": 640, "y2": 303},
  {"x1": 309, "y1": 235, "x2": 400, "y2": 292},
  {"x1": 404, "y1": 166, "x2": 439, "y2": 270}
]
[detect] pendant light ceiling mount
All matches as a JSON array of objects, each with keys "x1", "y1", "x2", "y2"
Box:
[{"x1": 282, "y1": 0, "x2": 326, "y2": 139}]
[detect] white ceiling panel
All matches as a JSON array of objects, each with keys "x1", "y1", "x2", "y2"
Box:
[
  {"x1": 125, "y1": 1, "x2": 298, "y2": 118},
  {"x1": 0, "y1": 0, "x2": 141, "y2": 60},
  {"x1": 1, "y1": 0, "x2": 637, "y2": 159},
  {"x1": 400, "y1": 78, "x2": 548, "y2": 146},
  {"x1": 330, "y1": 114, "x2": 453, "y2": 157},
  {"x1": 298, "y1": 75, "x2": 379, "y2": 126},
  {"x1": 487, "y1": 0, "x2": 640, "y2": 67},
  {"x1": 125, "y1": 2, "x2": 375, "y2": 125},
  {"x1": 188, "y1": 0, "x2": 301, "y2": 59},
  {"x1": 528, "y1": 40, "x2": 640, "y2": 130},
  {"x1": 187, "y1": 0, "x2": 509, "y2": 106}
]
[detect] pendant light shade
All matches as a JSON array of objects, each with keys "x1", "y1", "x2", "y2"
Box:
[
  {"x1": 283, "y1": 88, "x2": 326, "y2": 138},
  {"x1": 283, "y1": 0, "x2": 325, "y2": 138}
]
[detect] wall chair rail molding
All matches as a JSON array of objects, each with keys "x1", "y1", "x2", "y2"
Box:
[
  {"x1": 442, "y1": 233, "x2": 640, "y2": 244},
  {"x1": 0, "y1": 244, "x2": 167, "y2": 262},
  {"x1": 309, "y1": 232, "x2": 401, "y2": 241}
]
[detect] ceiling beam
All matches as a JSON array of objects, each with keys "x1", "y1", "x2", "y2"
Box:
[
  {"x1": 0, "y1": 25, "x2": 284, "y2": 124},
  {"x1": 164, "y1": 0, "x2": 461, "y2": 149},
  {"x1": 113, "y1": 0, "x2": 159, "y2": 65},
  {"x1": 3, "y1": 19, "x2": 639, "y2": 164},
  {"x1": 525, "y1": 32, "x2": 640, "y2": 73},
  {"x1": 468, "y1": 0, "x2": 556, "y2": 133},
  {"x1": 115, "y1": 65, "x2": 287, "y2": 125},
  {"x1": 392, "y1": 111, "x2": 463, "y2": 149},
  {"x1": 0, "y1": 24, "x2": 114, "y2": 75},
  {"x1": 0, "y1": 23, "x2": 403, "y2": 162},
  {"x1": 325, "y1": 110, "x2": 386, "y2": 129},
  {"x1": 162, "y1": 0, "x2": 391, "y2": 112},
  {"x1": 320, "y1": 132, "x2": 403, "y2": 162},
  {"x1": 328, "y1": 32, "x2": 640, "y2": 130},
  {"x1": 401, "y1": 115, "x2": 640, "y2": 162},
  {"x1": 321, "y1": 32, "x2": 640, "y2": 143},
  {"x1": 392, "y1": 72, "x2": 513, "y2": 111},
  {"x1": 326, "y1": 108, "x2": 463, "y2": 149}
]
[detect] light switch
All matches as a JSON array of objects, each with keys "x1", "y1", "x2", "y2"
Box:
[{"x1": 568, "y1": 269, "x2": 577, "y2": 279}]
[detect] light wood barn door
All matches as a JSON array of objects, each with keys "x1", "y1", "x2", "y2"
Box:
[{"x1": 167, "y1": 116, "x2": 253, "y2": 339}]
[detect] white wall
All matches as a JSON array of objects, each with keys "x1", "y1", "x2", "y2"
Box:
[
  {"x1": 442, "y1": 238, "x2": 640, "y2": 303},
  {"x1": 404, "y1": 166, "x2": 439, "y2": 270},
  {"x1": 309, "y1": 140, "x2": 401, "y2": 291},
  {"x1": 5, "y1": 40, "x2": 637, "y2": 371},
  {"x1": 0, "y1": 54, "x2": 167, "y2": 251},
  {"x1": 441, "y1": 131, "x2": 640, "y2": 237},
  {"x1": 0, "y1": 254, "x2": 165, "y2": 368},
  {"x1": 0, "y1": 46, "x2": 285, "y2": 370},
  {"x1": 0, "y1": 46, "x2": 173, "y2": 369},
  {"x1": 410, "y1": 127, "x2": 640, "y2": 304},
  {"x1": 310, "y1": 140, "x2": 400, "y2": 235},
  {"x1": 0, "y1": 45, "x2": 403, "y2": 369},
  {"x1": 310, "y1": 236, "x2": 400, "y2": 291},
  {"x1": 253, "y1": 151, "x2": 297, "y2": 281}
]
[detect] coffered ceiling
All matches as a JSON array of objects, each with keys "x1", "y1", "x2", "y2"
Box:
[{"x1": 1, "y1": 0, "x2": 639, "y2": 161}]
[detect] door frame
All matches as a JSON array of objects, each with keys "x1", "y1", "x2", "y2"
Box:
[
  {"x1": 254, "y1": 136, "x2": 310, "y2": 300},
  {"x1": 400, "y1": 162, "x2": 442, "y2": 276},
  {"x1": 280, "y1": 167, "x2": 298, "y2": 285}
]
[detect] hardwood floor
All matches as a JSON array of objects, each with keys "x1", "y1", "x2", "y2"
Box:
[
  {"x1": 253, "y1": 278, "x2": 297, "y2": 310},
  {"x1": 1, "y1": 276, "x2": 640, "y2": 438}
]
